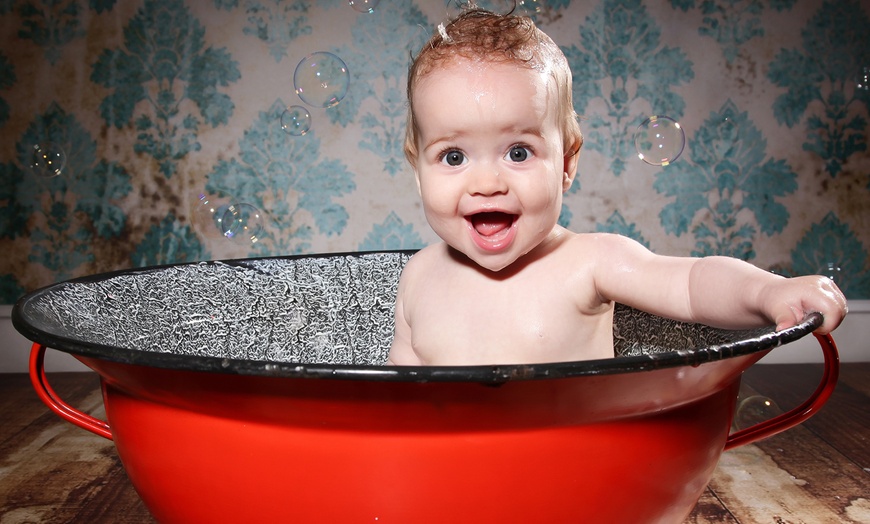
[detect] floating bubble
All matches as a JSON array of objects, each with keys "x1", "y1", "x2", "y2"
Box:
[
  {"x1": 445, "y1": 0, "x2": 520, "y2": 16},
  {"x1": 294, "y1": 52, "x2": 350, "y2": 108},
  {"x1": 818, "y1": 262, "x2": 843, "y2": 284},
  {"x1": 733, "y1": 395, "x2": 778, "y2": 430},
  {"x1": 28, "y1": 142, "x2": 66, "y2": 178},
  {"x1": 634, "y1": 115, "x2": 686, "y2": 166},
  {"x1": 857, "y1": 66, "x2": 869, "y2": 91},
  {"x1": 280, "y1": 105, "x2": 312, "y2": 136},
  {"x1": 221, "y1": 203, "x2": 264, "y2": 244},
  {"x1": 348, "y1": 0, "x2": 380, "y2": 13},
  {"x1": 517, "y1": 0, "x2": 543, "y2": 15},
  {"x1": 193, "y1": 192, "x2": 234, "y2": 239}
]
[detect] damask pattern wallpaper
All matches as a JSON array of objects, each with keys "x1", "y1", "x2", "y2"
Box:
[{"x1": 0, "y1": 0, "x2": 868, "y2": 303}]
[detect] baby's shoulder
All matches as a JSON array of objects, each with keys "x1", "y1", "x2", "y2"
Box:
[
  {"x1": 400, "y1": 243, "x2": 450, "y2": 277},
  {"x1": 548, "y1": 232, "x2": 648, "y2": 272},
  {"x1": 558, "y1": 231, "x2": 633, "y2": 253}
]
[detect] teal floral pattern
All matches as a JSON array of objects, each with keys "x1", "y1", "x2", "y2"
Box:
[
  {"x1": 767, "y1": 0, "x2": 870, "y2": 177},
  {"x1": 670, "y1": 0, "x2": 796, "y2": 63},
  {"x1": 328, "y1": 4, "x2": 430, "y2": 176},
  {"x1": 0, "y1": 0, "x2": 868, "y2": 302},
  {"x1": 91, "y1": 0, "x2": 241, "y2": 177},
  {"x1": 790, "y1": 213, "x2": 869, "y2": 297},
  {"x1": 134, "y1": 212, "x2": 207, "y2": 266},
  {"x1": 563, "y1": 0, "x2": 694, "y2": 175},
  {"x1": 205, "y1": 100, "x2": 356, "y2": 255},
  {"x1": 596, "y1": 211, "x2": 651, "y2": 248},
  {"x1": 16, "y1": 0, "x2": 85, "y2": 64},
  {"x1": 10, "y1": 103, "x2": 132, "y2": 279},
  {"x1": 654, "y1": 100, "x2": 797, "y2": 259},
  {"x1": 215, "y1": 0, "x2": 312, "y2": 62},
  {"x1": 12, "y1": 0, "x2": 117, "y2": 63},
  {"x1": 359, "y1": 212, "x2": 424, "y2": 251},
  {"x1": 0, "y1": 53, "x2": 13, "y2": 127}
]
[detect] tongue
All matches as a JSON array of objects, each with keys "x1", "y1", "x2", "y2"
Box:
[{"x1": 471, "y1": 212, "x2": 513, "y2": 237}]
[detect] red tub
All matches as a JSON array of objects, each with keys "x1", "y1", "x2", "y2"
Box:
[{"x1": 12, "y1": 251, "x2": 839, "y2": 523}]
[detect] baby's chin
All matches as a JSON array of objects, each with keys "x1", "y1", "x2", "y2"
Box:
[{"x1": 452, "y1": 246, "x2": 525, "y2": 274}]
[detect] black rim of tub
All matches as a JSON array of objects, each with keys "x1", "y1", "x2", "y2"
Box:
[{"x1": 11, "y1": 250, "x2": 822, "y2": 383}]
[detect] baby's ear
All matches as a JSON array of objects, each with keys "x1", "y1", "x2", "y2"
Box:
[
  {"x1": 562, "y1": 144, "x2": 580, "y2": 192},
  {"x1": 562, "y1": 171, "x2": 574, "y2": 192}
]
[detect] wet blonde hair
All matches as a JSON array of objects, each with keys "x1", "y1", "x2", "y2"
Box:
[{"x1": 404, "y1": 7, "x2": 583, "y2": 167}]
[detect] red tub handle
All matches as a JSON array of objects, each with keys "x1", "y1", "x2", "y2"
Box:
[
  {"x1": 29, "y1": 343, "x2": 113, "y2": 441},
  {"x1": 724, "y1": 333, "x2": 839, "y2": 450}
]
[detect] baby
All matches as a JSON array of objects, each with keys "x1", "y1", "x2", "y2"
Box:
[{"x1": 387, "y1": 8, "x2": 847, "y2": 366}]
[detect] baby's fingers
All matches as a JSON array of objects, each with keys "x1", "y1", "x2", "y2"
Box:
[{"x1": 773, "y1": 305, "x2": 803, "y2": 333}]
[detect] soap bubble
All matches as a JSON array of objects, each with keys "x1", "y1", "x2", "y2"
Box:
[
  {"x1": 28, "y1": 142, "x2": 66, "y2": 178},
  {"x1": 818, "y1": 262, "x2": 843, "y2": 284},
  {"x1": 518, "y1": 0, "x2": 543, "y2": 15},
  {"x1": 733, "y1": 394, "x2": 778, "y2": 430},
  {"x1": 280, "y1": 105, "x2": 312, "y2": 136},
  {"x1": 857, "y1": 66, "x2": 869, "y2": 91},
  {"x1": 634, "y1": 115, "x2": 686, "y2": 166},
  {"x1": 221, "y1": 203, "x2": 264, "y2": 244},
  {"x1": 193, "y1": 192, "x2": 234, "y2": 239},
  {"x1": 348, "y1": 0, "x2": 380, "y2": 13},
  {"x1": 294, "y1": 52, "x2": 350, "y2": 108}
]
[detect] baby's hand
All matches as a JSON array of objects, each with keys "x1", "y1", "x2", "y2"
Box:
[{"x1": 763, "y1": 275, "x2": 848, "y2": 334}]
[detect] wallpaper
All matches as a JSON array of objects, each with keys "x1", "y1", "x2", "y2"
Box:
[{"x1": 0, "y1": 0, "x2": 868, "y2": 304}]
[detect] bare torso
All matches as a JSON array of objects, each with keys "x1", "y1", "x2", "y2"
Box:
[{"x1": 389, "y1": 230, "x2": 616, "y2": 365}]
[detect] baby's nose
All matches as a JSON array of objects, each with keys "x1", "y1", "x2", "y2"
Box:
[{"x1": 468, "y1": 165, "x2": 508, "y2": 196}]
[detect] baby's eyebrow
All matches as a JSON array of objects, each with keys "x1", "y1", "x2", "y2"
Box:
[
  {"x1": 422, "y1": 133, "x2": 463, "y2": 153},
  {"x1": 511, "y1": 127, "x2": 545, "y2": 140}
]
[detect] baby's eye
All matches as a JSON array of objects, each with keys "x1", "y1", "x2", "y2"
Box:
[
  {"x1": 439, "y1": 149, "x2": 466, "y2": 166},
  {"x1": 506, "y1": 145, "x2": 531, "y2": 162}
]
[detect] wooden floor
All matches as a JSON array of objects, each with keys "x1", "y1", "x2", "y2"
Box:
[{"x1": 1, "y1": 364, "x2": 868, "y2": 523}]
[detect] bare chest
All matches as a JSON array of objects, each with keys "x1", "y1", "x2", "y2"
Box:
[{"x1": 407, "y1": 271, "x2": 613, "y2": 364}]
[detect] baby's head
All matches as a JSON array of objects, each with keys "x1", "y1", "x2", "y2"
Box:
[{"x1": 404, "y1": 7, "x2": 582, "y2": 168}]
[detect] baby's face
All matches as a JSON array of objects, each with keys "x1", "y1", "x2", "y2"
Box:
[{"x1": 412, "y1": 58, "x2": 573, "y2": 272}]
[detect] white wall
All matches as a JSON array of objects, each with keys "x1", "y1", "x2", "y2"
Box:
[
  {"x1": 757, "y1": 300, "x2": 870, "y2": 364},
  {"x1": 1, "y1": 302, "x2": 868, "y2": 373},
  {"x1": 0, "y1": 305, "x2": 90, "y2": 372}
]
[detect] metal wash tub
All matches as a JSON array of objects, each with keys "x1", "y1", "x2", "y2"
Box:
[{"x1": 12, "y1": 251, "x2": 839, "y2": 523}]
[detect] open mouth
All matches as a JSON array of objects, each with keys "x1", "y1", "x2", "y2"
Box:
[
  {"x1": 469, "y1": 212, "x2": 516, "y2": 237},
  {"x1": 466, "y1": 212, "x2": 518, "y2": 251}
]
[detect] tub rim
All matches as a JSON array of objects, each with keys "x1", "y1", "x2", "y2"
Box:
[{"x1": 11, "y1": 250, "x2": 822, "y2": 383}]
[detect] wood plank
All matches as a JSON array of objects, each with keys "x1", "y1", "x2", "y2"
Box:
[
  {"x1": 838, "y1": 362, "x2": 870, "y2": 398},
  {"x1": 743, "y1": 363, "x2": 870, "y2": 469},
  {"x1": 685, "y1": 488, "x2": 738, "y2": 523},
  {"x1": 703, "y1": 367, "x2": 870, "y2": 523},
  {"x1": 0, "y1": 373, "x2": 153, "y2": 523}
]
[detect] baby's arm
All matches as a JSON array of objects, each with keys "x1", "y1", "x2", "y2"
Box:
[
  {"x1": 685, "y1": 256, "x2": 847, "y2": 334},
  {"x1": 591, "y1": 234, "x2": 847, "y2": 334}
]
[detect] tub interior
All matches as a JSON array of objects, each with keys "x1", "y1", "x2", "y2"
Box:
[{"x1": 15, "y1": 251, "x2": 807, "y2": 375}]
